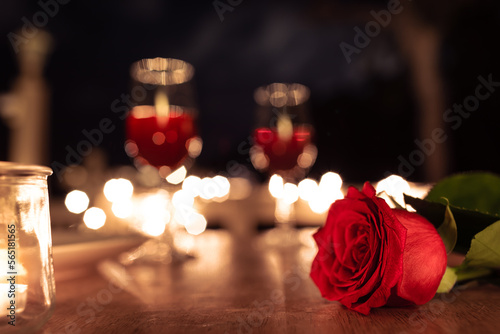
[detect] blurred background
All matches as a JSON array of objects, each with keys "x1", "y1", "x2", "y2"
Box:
[{"x1": 1, "y1": 0, "x2": 500, "y2": 194}]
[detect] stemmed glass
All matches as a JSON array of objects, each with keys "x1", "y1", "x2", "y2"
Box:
[
  {"x1": 121, "y1": 58, "x2": 201, "y2": 263},
  {"x1": 250, "y1": 83, "x2": 317, "y2": 246}
]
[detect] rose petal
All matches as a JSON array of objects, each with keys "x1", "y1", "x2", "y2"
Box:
[
  {"x1": 362, "y1": 182, "x2": 376, "y2": 198},
  {"x1": 311, "y1": 257, "x2": 341, "y2": 300},
  {"x1": 388, "y1": 209, "x2": 447, "y2": 306},
  {"x1": 346, "y1": 186, "x2": 365, "y2": 200}
]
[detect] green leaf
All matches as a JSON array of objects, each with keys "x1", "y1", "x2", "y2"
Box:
[
  {"x1": 437, "y1": 200, "x2": 457, "y2": 254},
  {"x1": 464, "y1": 220, "x2": 500, "y2": 268},
  {"x1": 404, "y1": 195, "x2": 498, "y2": 253},
  {"x1": 455, "y1": 266, "x2": 492, "y2": 282},
  {"x1": 426, "y1": 172, "x2": 500, "y2": 216},
  {"x1": 436, "y1": 267, "x2": 457, "y2": 293}
]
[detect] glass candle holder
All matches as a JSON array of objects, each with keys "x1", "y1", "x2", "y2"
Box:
[
  {"x1": 120, "y1": 58, "x2": 201, "y2": 264},
  {"x1": 250, "y1": 83, "x2": 317, "y2": 247},
  {"x1": 0, "y1": 162, "x2": 55, "y2": 333}
]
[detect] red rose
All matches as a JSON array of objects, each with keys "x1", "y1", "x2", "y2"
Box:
[{"x1": 310, "y1": 182, "x2": 447, "y2": 315}]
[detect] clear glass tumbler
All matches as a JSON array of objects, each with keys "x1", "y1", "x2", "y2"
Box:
[{"x1": 0, "y1": 162, "x2": 55, "y2": 333}]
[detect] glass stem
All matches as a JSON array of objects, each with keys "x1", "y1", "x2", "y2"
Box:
[{"x1": 274, "y1": 197, "x2": 295, "y2": 229}]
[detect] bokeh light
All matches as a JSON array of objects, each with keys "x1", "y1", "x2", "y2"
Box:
[
  {"x1": 166, "y1": 166, "x2": 187, "y2": 185},
  {"x1": 376, "y1": 174, "x2": 410, "y2": 208},
  {"x1": 83, "y1": 207, "x2": 106, "y2": 230},
  {"x1": 103, "y1": 178, "x2": 134, "y2": 203},
  {"x1": 65, "y1": 190, "x2": 89, "y2": 214},
  {"x1": 182, "y1": 175, "x2": 202, "y2": 197},
  {"x1": 307, "y1": 172, "x2": 344, "y2": 214},
  {"x1": 184, "y1": 212, "x2": 207, "y2": 235},
  {"x1": 298, "y1": 178, "x2": 318, "y2": 201},
  {"x1": 172, "y1": 189, "x2": 195, "y2": 209},
  {"x1": 111, "y1": 200, "x2": 133, "y2": 219},
  {"x1": 213, "y1": 175, "x2": 231, "y2": 198},
  {"x1": 269, "y1": 174, "x2": 284, "y2": 199},
  {"x1": 282, "y1": 183, "x2": 299, "y2": 204}
]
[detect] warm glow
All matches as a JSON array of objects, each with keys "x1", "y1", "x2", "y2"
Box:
[
  {"x1": 268, "y1": 174, "x2": 284, "y2": 199},
  {"x1": 184, "y1": 212, "x2": 207, "y2": 235},
  {"x1": 298, "y1": 178, "x2": 318, "y2": 201},
  {"x1": 154, "y1": 89, "x2": 170, "y2": 126},
  {"x1": 309, "y1": 196, "x2": 332, "y2": 214},
  {"x1": 152, "y1": 132, "x2": 166, "y2": 145},
  {"x1": 139, "y1": 190, "x2": 170, "y2": 221},
  {"x1": 187, "y1": 137, "x2": 203, "y2": 158},
  {"x1": 166, "y1": 166, "x2": 187, "y2": 185},
  {"x1": 65, "y1": 190, "x2": 89, "y2": 214},
  {"x1": 275, "y1": 197, "x2": 292, "y2": 223},
  {"x1": 319, "y1": 172, "x2": 343, "y2": 191},
  {"x1": 141, "y1": 218, "x2": 166, "y2": 237},
  {"x1": 228, "y1": 177, "x2": 252, "y2": 200},
  {"x1": 173, "y1": 206, "x2": 195, "y2": 226},
  {"x1": 103, "y1": 178, "x2": 134, "y2": 203},
  {"x1": 276, "y1": 114, "x2": 293, "y2": 141},
  {"x1": 112, "y1": 200, "x2": 133, "y2": 219},
  {"x1": 376, "y1": 174, "x2": 410, "y2": 207},
  {"x1": 199, "y1": 177, "x2": 218, "y2": 200},
  {"x1": 213, "y1": 175, "x2": 231, "y2": 198},
  {"x1": 83, "y1": 207, "x2": 106, "y2": 230},
  {"x1": 124, "y1": 140, "x2": 139, "y2": 158},
  {"x1": 407, "y1": 182, "x2": 432, "y2": 199},
  {"x1": 297, "y1": 145, "x2": 317, "y2": 169},
  {"x1": 182, "y1": 175, "x2": 202, "y2": 197},
  {"x1": 131, "y1": 58, "x2": 194, "y2": 86},
  {"x1": 134, "y1": 190, "x2": 170, "y2": 236},
  {"x1": 269, "y1": 86, "x2": 288, "y2": 108},
  {"x1": 249, "y1": 146, "x2": 269, "y2": 170},
  {"x1": 158, "y1": 166, "x2": 172, "y2": 179},
  {"x1": 307, "y1": 172, "x2": 344, "y2": 213},
  {"x1": 172, "y1": 189, "x2": 195, "y2": 209},
  {"x1": 283, "y1": 183, "x2": 299, "y2": 204}
]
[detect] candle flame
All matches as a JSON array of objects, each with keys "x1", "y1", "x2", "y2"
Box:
[
  {"x1": 155, "y1": 89, "x2": 170, "y2": 127},
  {"x1": 277, "y1": 113, "x2": 293, "y2": 141}
]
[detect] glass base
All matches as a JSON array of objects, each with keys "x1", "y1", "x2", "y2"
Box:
[
  {"x1": 119, "y1": 239, "x2": 194, "y2": 265},
  {"x1": 260, "y1": 225, "x2": 304, "y2": 248}
]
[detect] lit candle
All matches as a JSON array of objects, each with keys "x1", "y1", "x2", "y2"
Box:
[{"x1": 125, "y1": 105, "x2": 196, "y2": 170}]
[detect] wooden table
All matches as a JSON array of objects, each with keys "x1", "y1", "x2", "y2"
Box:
[{"x1": 40, "y1": 230, "x2": 500, "y2": 334}]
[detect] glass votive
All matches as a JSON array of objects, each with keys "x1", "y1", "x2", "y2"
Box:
[{"x1": 0, "y1": 162, "x2": 55, "y2": 333}]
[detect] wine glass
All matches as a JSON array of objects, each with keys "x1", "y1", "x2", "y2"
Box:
[
  {"x1": 122, "y1": 58, "x2": 202, "y2": 263},
  {"x1": 250, "y1": 83, "x2": 317, "y2": 246}
]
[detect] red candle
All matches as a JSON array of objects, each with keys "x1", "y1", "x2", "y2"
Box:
[
  {"x1": 252, "y1": 126, "x2": 313, "y2": 172},
  {"x1": 126, "y1": 105, "x2": 196, "y2": 169}
]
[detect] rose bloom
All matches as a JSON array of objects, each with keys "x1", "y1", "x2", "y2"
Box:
[{"x1": 310, "y1": 182, "x2": 447, "y2": 315}]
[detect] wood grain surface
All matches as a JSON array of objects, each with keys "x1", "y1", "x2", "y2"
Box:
[{"x1": 40, "y1": 230, "x2": 500, "y2": 334}]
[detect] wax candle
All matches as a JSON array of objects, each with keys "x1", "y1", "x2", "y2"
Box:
[
  {"x1": 252, "y1": 125, "x2": 314, "y2": 172},
  {"x1": 126, "y1": 105, "x2": 196, "y2": 169}
]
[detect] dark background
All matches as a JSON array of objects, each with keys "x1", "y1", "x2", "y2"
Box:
[{"x1": 1, "y1": 0, "x2": 500, "y2": 192}]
